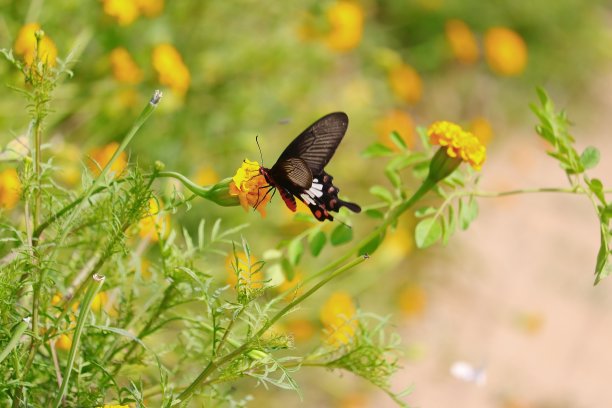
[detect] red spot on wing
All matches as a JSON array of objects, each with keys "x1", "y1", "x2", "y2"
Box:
[{"x1": 279, "y1": 188, "x2": 297, "y2": 212}]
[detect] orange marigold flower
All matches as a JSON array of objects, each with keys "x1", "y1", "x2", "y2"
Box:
[
  {"x1": 484, "y1": 27, "x2": 527, "y2": 76},
  {"x1": 469, "y1": 117, "x2": 494, "y2": 146},
  {"x1": 110, "y1": 47, "x2": 143, "y2": 84},
  {"x1": 88, "y1": 142, "x2": 128, "y2": 177},
  {"x1": 135, "y1": 0, "x2": 164, "y2": 17},
  {"x1": 229, "y1": 159, "x2": 270, "y2": 217},
  {"x1": 285, "y1": 317, "x2": 315, "y2": 343},
  {"x1": 14, "y1": 23, "x2": 57, "y2": 67},
  {"x1": 101, "y1": 0, "x2": 140, "y2": 25},
  {"x1": 428, "y1": 121, "x2": 486, "y2": 170},
  {"x1": 55, "y1": 333, "x2": 72, "y2": 351},
  {"x1": 320, "y1": 291, "x2": 357, "y2": 346},
  {"x1": 0, "y1": 168, "x2": 21, "y2": 209},
  {"x1": 152, "y1": 44, "x2": 191, "y2": 96},
  {"x1": 388, "y1": 62, "x2": 423, "y2": 105},
  {"x1": 325, "y1": 1, "x2": 364, "y2": 52},
  {"x1": 376, "y1": 110, "x2": 415, "y2": 150},
  {"x1": 445, "y1": 19, "x2": 479, "y2": 65},
  {"x1": 138, "y1": 197, "x2": 170, "y2": 242},
  {"x1": 225, "y1": 251, "x2": 264, "y2": 290}
]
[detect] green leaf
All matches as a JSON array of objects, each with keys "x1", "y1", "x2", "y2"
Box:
[
  {"x1": 359, "y1": 231, "x2": 386, "y2": 255},
  {"x1": 288, "y1": 239, "x2": 304, "y2": 266},
  {"x1": 416, "y1": 126, "x2": 430, "y2": 150},
  {"x1": 281, "y1": 257, "x2": 295, "y2": 281},
  {"x1": 587, "y1": 178, "x2": 605, "y2": 204},
  {"x1": 294, "y1": 213, "x2": 316, "y2": 223},
  {"x1": 594, "y1": 226, "x2": 611, "y2": 285},
  {"x1": 580, "y1": 146, "x2": 600, "y2": 170},
  {"x1": 458, "y1": 197, "x2": 478, "y2": 230},
  {"x1": 414, "y1": 206, "x2": 436, "y2": 218},
  {"x1": 364, "y1": 209, "x2": 385, "y2": 219},
  {"x1": 331, "y1": 223, "x2": 353, "y2": 246},
  {"x1": 387, "y1": 154, "x2": 425, "y2": 171},
  {"x1": 390, "y1": 131, "x2": 408, "y2": 151},
  {"x1": 442, "y1": 206, "x2": 456, "y2": 246},
  {"x1": 308, "y1": 230, "x2": 327, "y2": 257},
  {"x1": 415, "y1": 218, "x2": 442, "y2": 248},
  {"x1": 370, "y1": 185, "x2": 394, "y2": 204},
  {"x1": 362, "y1": 142, "x2": 394, "y2": 157},
  {"x1": 385, "y1": 167, "x2": 401, "y2": 188}
]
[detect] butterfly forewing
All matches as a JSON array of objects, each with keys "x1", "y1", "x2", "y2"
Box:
[{"x1": 269, "y1": 157, "x2": 312, "y2": 190}]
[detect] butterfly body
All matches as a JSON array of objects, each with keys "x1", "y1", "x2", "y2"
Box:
[{"x1": 259, "y1": 112, "x2": 361, "y2": 222}]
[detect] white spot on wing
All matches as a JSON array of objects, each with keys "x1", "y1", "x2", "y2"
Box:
[
  {"x1": 301, "y1": 193, "x2": 315, "y2": 205},
  {"x1": 311, "y1": 182, "x2": 323, "y2": 191}
]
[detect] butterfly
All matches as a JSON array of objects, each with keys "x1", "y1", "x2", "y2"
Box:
[{"x1": 259, "y1": 112, "x2": 361, "y2": 222}]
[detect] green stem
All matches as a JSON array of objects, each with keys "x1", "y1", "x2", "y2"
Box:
[
  {"x1": 176, "y1": 255, "x2": 367, "y2": 403},
  {"x1": 0, "y1": 319, "x2": 29, "y2": 364},
  {"x1": 53, "y1": 274, "x2": 105, "y2": 408}
]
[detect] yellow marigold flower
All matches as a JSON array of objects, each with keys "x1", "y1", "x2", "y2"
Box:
[
  {"x1": 388, "y1": 63, "x2": 423, "y2": 105},
  {"x1": 320, "y1": 291, "x2": 357, "y2": 346},
  {"x1": 110, "y1": 48, "x2": 143, "y2": 84},
  {"x1": 0, "y1": 168, "x2": 21, "y2": 209},
  {"x1": 469, "y1": 117, "x2": 493, "y2": 146},
  {"x1": 428, "y1": 121, "x2": 486, "y2": 171},
  {"x1": 55, "y1": 333, "x2": 72, "y2": 351},
  {"x1": 92, "y1": 291, "x2": 118, "y2": 317},
  {"x1": 229, "y1": 159, "x2": 270, "y2": 217},
  {"x1": 135, "y1": 0, "x2": 164, "y2": 17},
  {"x1": 484, "y1": 27, "x2": 527, "y2": 76},
  {"x1": 225, "y1": 252, "x2": 264, "y2": 290},
  {"x1": 285, "y1": 317, "x2": 315, "y2": 343},
  {"x1": 445, "y1": 19, "x2": 479, "y2": 65},
  {"x1": 14, "y1": 23, "x2": 57, "y2": 67},
  {"x1": 138, "y1": 198, "x2": 170, "y2": 242},
  {"x1": 325, "y1": 1, "x2": 364, "y2": 52},
  {"x1": 152, "y1": 44, "x2": 190, "y2": 96},
  {"x1": 376, "y1": 110, "x2": 415, "y2": 150},
  {"x1": 101, "y1": 0, "x2": 140, "y2": 26},
  {"x1": 398, "y1": 284, "x2": 426, "y2": 318},
  {"x1": 88, "y1": 142, "x2": 128, "y2": 178}
]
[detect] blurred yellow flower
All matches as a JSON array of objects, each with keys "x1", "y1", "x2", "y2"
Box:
[
  {"x1": 14, "y1": 23, "x2": 57, "y2": 67},
  {"x1": 152, "y1": 44, "x2": 191, "y2": 96},
  {"x1": 484, "y1": 27, "x2": 527, "y2": 76},
  {"x1": 51, "y1": 142, "x2": 81, "y2": 187},
  {"x1": 138, "y1": 198, "x2": 170, "y2": 242},
  {"x1": 110, "y1": 48, "x2": 143, "y2": 84},
  {"x1": 229, "y1": 159, "x2": 270, "y2": 217},
  {"x1": 225, "y1": 252, "x2": 264, "y2": 290},
  {"x1": 514, "y1": 312, "x2": 544, "y2": 335},
  {"x1": 276, "y1": 271, "x2": 304, "y2": 301},
  {"x1": 376, "y1": 110, "x2": 415, "y2": 150},
  {"x1": 398, "y1": 284, "x2": 426, "y2": 318},
  {"x1": 135, "y1": 0, "x2": 164, "y2": 17},
  {"x1": 320, "y1": 291, "x2": 357, "y2": 346},
  {"x1": 194, "y1": 165, "x2": 219, "y2": 186},
  {"x1": 101, "y1": 0, "x2": 140, "y2": 25},
  {"x1": 55, "y1": 333, "x2": 72, "y2": 351},
  {"x1": 0, "y1": 168, "x2": 21, "y2": 209},
  {"x1": 91, "y1": 291, "x2": 118, "y2": 317},
  {"x1": 388, "y1": 63, "x2": 423, "y2": 105},
  {"x1": 325, "y1": 1, "x2": 364, "y2": 52},
  {"x1": 285, "y1": 317, "x2": 315, "y2": 343},
  {"x1": 469, "y1": 117, "x2": 494, "y2": 146},
  {"x1": 428, "y1": 121, "x2": 486, "y2": 170},
  {"x1": 445, "y1": 19, "x2": 479, "y2": 65},
  {"x1": 99, "y1": 405, "x2": 130, "y2": 408},
  {"x1": 88, "y1": 142, "x2": 127, "y2": 177}
]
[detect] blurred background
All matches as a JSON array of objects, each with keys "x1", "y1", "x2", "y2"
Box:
[{"x1": 1, "y1": 0, "x2": 612, "y2": 406}]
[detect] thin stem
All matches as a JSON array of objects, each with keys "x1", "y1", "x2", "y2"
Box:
[{"x1": 0, "y1": 319, "x2": 28, "y2": 364}]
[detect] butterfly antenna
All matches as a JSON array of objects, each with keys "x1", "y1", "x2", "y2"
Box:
[{"x1": 255, "y1": 135, "x2": 264, "y2": 167}]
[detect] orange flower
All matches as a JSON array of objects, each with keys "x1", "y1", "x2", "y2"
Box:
[
  {"x1": 134, "y1": 0, "x2": 164, "y2": 17},
  {"x1": 445, "y1": 19, "x2": 479, "y2": 64},
  {"x1": 0, "y1": 168, "x2": 21, "y2": 209},
  {"x1": 285, "y1": 317, "x2": 315, "y2": 343},
  {"x1": 398, "y1": 284, "x2": 426, "y2": 318},
  {"x1": 101, "y1": 0, "x2": 140, "y2": 25},
  {"x1": 469, "y1": 117, "x2": 494, "y2": 146},
  {"x1": 325, "y1": 1, "x2": 364, "y2": 52},
  {"x1": 13, "y1": 23, "x2": 57, "y2": 67},
  {"x1": 376, "y1": 110, "x2": 415, "y2": 150},
  {"x1": 110, "y1": 48, "x2": 143, "y2": 84},
  {"x1": 225, "y1": 252, "x2": 264, "y2": 290},
  {"x1": 138, "y1": 198, "x2": 170, "y2": 242},
  {"x1": 320, "y1": 291, "x2": 357, "y2": 346},
  {"x1": 152, "y1": 44, "x2": 190, "y2": 96},
  {"x1": 428, "y1": 121, "x2": 486, "y2": 170},
  {"x1": 388, "y1": 63, "x2": 423, "y2": 105},
  {"x1": 228, "y1": 159, "x2": 270, "y2": 217},
  {"x1": 55, "y1": 333, "x2": 73, "y2": 351},
  {"x1": 88, "y1": 142, "x2": 127, "y2": 177},
  {"x1": 484, "y1": 27, "x2": 527, "y2": 76}
]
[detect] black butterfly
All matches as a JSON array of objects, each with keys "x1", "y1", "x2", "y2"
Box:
[{"x1": 259, "y1": 112, "x2": 361, "y2": 222}]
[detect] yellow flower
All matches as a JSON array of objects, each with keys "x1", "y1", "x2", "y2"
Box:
[
  {"x1": 325, "y1": 1, "x2": 364, "y2": 52},
  {"x1": 398, "y1": 284, "x2": 426, "y2": 318},
  {"x1": 469, "y1": 117, "x2": 493, "y2": 146},
  {"x1": 320, "y1": 291, "x2": 357, "y2": 346},
  {"x1": 388, "y1": 62, "x2": 423, "y2": 105},
  {"x1": 55, "y1": 333, "x2": 72, "y2": 351},
  {"x1": 445, "y1": 19, "x2": 479, "y2": 65},
  {"x1": 134, "y1": 0, "x2": 164, "y2": 17},
  {"x1": 110, "y1": 48, "x2": 143, "y2": 84},
  {"x1": 285, "y1": 317, "x2": 315, "y2": 343},
  {"x1": 88, "y1": 142, "x2": 128, "y2": 177},
  {"x1": 14, "y1": 23, "x2": 57, "y2": 67},
  {"x1": 376, "y1": 110, "x2": 415, "y2": 150},
  {"x1": 194, "y1": 165, "x2": 219, "y2": 186},
  {"x1": 0, "y1": 168, "x2": 21, "y2": 209},
  {"x1": 152, "y1": 44, "x2": 190, "y2": 96},
  {"x1": 91, "y1": 291, "x2": 119, "y2": 317},
  {"x1": 101, "y1": 0, "x2": 140, "y2": 25},
  {"x1": 51, "y1": 142, "x2": 82, "y2": 187},
  {"x1": 225, "y1": 252, "x2": 264, "y2": 290},
  {"x1": 484, "y1": 27, "x2": 527, "y2": 76},
  {"x1": 229, "y1": 159, "x2": 270, "y2": 217},
  {"x1": 138, "y1": 198, "x2": 170, "y2": 242},
  {"x1": 99, "y1": 405, "x2": 130, "y2": 408},
  {"x1": 276, "y1": 271, "x2": 304, "y2": 301},
  {"x1": 428, "y1": 121, "x2": 486, "y2": 171}
]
